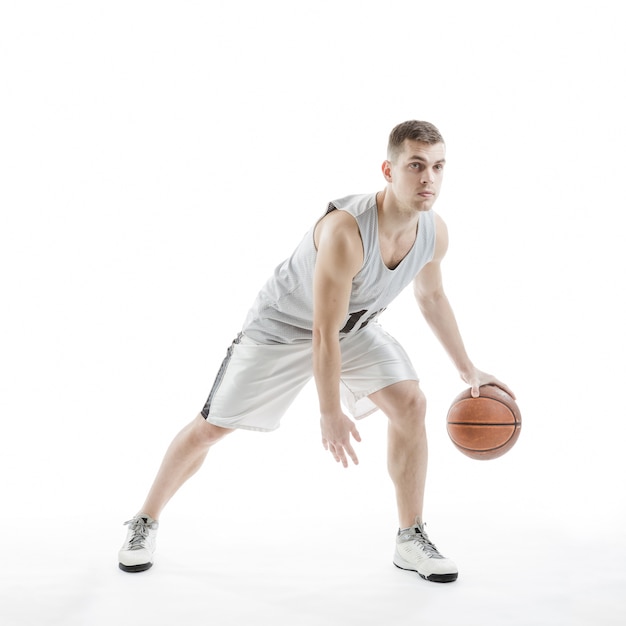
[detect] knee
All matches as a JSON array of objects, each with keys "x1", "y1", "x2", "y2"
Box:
[
  {"x1": 191, "y1": 413, "x2": 233, "y2": 448},
  {"x1": 386, "y1": 383, "x2": 427, "y2": 428}
]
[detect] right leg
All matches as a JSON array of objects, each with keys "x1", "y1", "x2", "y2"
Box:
[
  {"x1": 119, "y1": 414, "x2": 232, "y2": 572},
  {"x1": 119, "y1": 336, "x2": 312, "y2": 572},
  {"x1": 140, "y1": 413, "x2": 233, "y2": 520}
]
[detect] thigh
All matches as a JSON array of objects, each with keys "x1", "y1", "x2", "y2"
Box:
[
  {"x1": 339, "y1": 323, "x2": 419, "y2": 419},
  {"x1": 201, "y1": 334, "x2": 313, "y2": 432}
]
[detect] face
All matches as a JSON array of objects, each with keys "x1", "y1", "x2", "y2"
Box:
[{"x1": 382, "y1": 140, "x2": 446, "y2": 213}]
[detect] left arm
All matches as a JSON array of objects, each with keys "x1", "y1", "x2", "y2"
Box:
[{"x1": 414, "y1": 214, "x2": 515, "y2": 399}]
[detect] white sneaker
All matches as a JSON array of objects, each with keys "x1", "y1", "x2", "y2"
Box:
[
  {"x1": 393, "y1": 520, "x2": 458, "y2": 583},
  {"x1": 118, "y1": 514, "x2": 159, "y2": 572}
]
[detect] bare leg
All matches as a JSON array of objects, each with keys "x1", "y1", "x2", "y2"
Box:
[
  {"x1": 370, "y1": 381, "x2": 428, "y2": 529},
  {"x1": 139, "y1": 413, "x2": 233, "y2": 520}
]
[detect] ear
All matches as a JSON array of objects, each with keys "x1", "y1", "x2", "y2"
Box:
[{"x1": 381, "y1": 160, "x2": 393, "y2": 182}]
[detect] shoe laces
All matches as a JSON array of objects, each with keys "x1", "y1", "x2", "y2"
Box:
[
  {"x1": 401, "y1": 524, "x2": 444, "y2": 559},
  {"x1": 123, "y1": 516, "x2": 157, "y2": 550}
]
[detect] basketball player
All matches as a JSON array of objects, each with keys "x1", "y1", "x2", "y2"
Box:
[{"x1": 118, "y1": 121, "x2": 514, "y2": 583}]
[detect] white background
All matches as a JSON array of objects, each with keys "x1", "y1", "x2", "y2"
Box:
[{"x1": 1, "y1": 1, "x2": 625, "y2": 625}]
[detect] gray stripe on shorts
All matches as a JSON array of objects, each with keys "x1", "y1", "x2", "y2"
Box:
[{"x1": 201, "y1": 333, "x2": 242, "y2": 419}]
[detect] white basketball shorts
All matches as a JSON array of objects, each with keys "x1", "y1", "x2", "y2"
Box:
[{"x1": 200, "y1": 322, "x2": 419, "y2": 432}]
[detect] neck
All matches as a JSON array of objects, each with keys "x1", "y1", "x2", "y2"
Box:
[{"x1": 377, "y1": 189, "x2": 421, "y2": 236}]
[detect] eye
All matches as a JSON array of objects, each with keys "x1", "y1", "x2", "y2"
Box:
[
  {"x1": 434, "y1": 163, "x2": 444, "y2": 171},
  {"x1": 409, "y1": 162, "x2": 422, "y2": 170}
]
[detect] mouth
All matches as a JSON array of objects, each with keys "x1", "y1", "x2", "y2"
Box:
[{"x1": 418, "y1": 191, "x2": 435, "y2": 198}]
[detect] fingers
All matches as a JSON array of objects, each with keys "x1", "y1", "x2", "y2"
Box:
[
  {"x1": 323, "y1": 437, "x2": 341, "y2": 464},
  {"x1": 494, "y1": 379, "x2": 516, "y2": 400},
  {"x1": 327, "y1": 441, "x2": 359, "y2": 467},
  {"x1": 331, "y1": 444, "x2": 359, "y2": 467},
  {"x1": 481, "y1": 375, "x2": 516, "y2": 400},
  {"x1": 322, "y1": 431, "x2": 361, "y2": 467},
  {"x1": 471, "y1": 377, "x2": 516, "y2": 400},
  {"x1": 320, "y1": 413, "x2": 361, "y2": 467},
  {"x1": 343, "y1": 441, "x2": 359, "y2": 466}
]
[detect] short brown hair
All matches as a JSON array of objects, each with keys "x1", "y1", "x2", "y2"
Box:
[{"x1": 387, "y1": 120, "x2": 444, "y2": 160}]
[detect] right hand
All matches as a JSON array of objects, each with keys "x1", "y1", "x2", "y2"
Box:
[{"x1": 320, "y1": 411, "x2": 362, "y2": 468}]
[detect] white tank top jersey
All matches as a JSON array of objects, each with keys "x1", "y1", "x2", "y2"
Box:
[{"x1": 242, "y1": 192, "x2": 437, "y2": 344}]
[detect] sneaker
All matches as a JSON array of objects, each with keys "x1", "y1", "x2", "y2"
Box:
[
  {"x1": 393, "y1": 520, "x2": 458, "y2": 583},
  {"x1": 118, "y1": 514, "x2": 159, "y2": 573}
]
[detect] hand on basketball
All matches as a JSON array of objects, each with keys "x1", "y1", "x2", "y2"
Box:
[
  {"x1": 462, "y1": 368, "x2": 516, "y2": 400},
  {"x1": 320, "y1": 411, "x2": 362, "y2": 468}
]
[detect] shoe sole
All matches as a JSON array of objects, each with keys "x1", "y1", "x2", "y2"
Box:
[
  {"x1": 119, "y1": 562, "x2": 153, "y2": 573},
  {"x1": 393, "y1": 560, "x2": 458, "y2": 583}
]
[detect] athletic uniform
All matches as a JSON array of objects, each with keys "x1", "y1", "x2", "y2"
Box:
[{"x1": 201, "y1": 192, "x2": 436, "y2": 431}]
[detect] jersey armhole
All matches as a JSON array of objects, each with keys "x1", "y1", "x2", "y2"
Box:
[{"x1": 312, "y1": 203, "x2": 364, "y2": 263}]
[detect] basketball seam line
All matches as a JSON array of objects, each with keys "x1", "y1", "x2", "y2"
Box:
[{"x1": 447, "y1": 422, "x2": 520, "y2": 426}]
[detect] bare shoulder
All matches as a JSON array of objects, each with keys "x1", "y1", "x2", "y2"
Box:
[
  {"x1": 314, "y1": 209, "x2": 363, "y2": 275},
  {"x1": 314, "y1": 209, "x2": 361, "y2": 251}
]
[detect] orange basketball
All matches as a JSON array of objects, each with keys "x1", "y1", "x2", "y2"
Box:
[{"x1": 446, "y1": 385, "x2": 521, "y2": 460}]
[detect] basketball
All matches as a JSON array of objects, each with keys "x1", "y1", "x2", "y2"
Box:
[{"x1": 446, "y1": 385, "x2": 521, "y2": 460}]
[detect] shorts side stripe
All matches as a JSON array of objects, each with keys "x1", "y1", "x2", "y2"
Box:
[{"x1": 201, "y1": 333, "x2": 242, "y2": 419}]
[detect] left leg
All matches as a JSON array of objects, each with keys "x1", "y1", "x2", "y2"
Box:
[
  {"x1": 369, "y1": 380, "x2": 427, "y2": 528},
  {"x1": 369, "y1": 379, "x2": 458, "y2": 583}
]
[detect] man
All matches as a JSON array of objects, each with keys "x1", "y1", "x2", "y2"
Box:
[{"x1": 118, "y1": 120, "x2": 514, "y2": 583}]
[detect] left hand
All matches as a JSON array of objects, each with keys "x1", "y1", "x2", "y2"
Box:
[
  {"x1": 320, "y1": 410, "x2": 362, "y2": 468},
  {"x1": 461, "y1": 368, "x2": 516, "y2": 400}
]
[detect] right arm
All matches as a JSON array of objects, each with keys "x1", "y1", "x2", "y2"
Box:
[{"x1": 312, "y1": 210, "x2": 363, "y2": 467}]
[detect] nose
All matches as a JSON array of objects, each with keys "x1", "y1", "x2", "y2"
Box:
[{"x1": 421, "y1": 167, "x2": 435, "y2": 184}]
